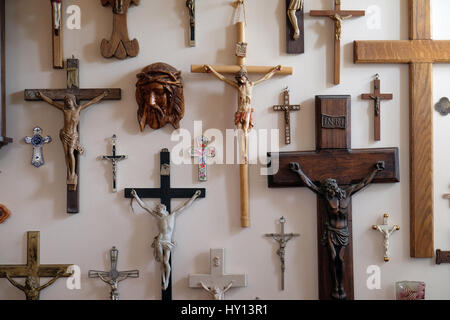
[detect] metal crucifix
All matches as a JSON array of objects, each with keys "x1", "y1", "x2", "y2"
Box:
[
  {"x1": 273, "y1": 88, "x2": 301, "y2": 145},
  {"x1": 265, "y1": 217, "x2": 299, "y2": 290},
  {"x1": 186, "y1": 0, "x2": 196, "y2": 47},
  {"x1": 24, "y1": 127, "x2": 52, "y2": 168},
  {"x1": 101, "y1": 135, "x2": 127, "y2": 192}
]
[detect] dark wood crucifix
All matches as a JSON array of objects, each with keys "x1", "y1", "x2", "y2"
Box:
[
  {"x1": 100, "y1": 0, "x2": 140, "y2": 59},
  {"x1": 124, "y1": 148, "x2": 206, "y2": 301},
  {"x1": 0, "y1": 0, "x2": 11, "y2": 149},
  {"x1": 354, "y1": 0, "x2": 450, "y2": 258},
  {"x1": 286, "y1": 0, "x2": 304, "y2": 54},
  {"x1": 24, "y1": 57, "x2": 121, "y2": 214},
  {"x1": 361, "y1": 74, "x2": 393, "y2": 141},
  {"x1": 268, "y1": 95, "x2": 399, "y2": 300},
  {"x1": 50, "y1": 0, "x2": 63, "y2": 69},
  {"x1": 273, "y1": 88, "x2": 300, "y2": 145},
  {"x1": 0, "y1": 231, "x2": 73, "y2": 300},
  {"x1": 310, "y1": 0, "x2": 365, "y2": 85}
]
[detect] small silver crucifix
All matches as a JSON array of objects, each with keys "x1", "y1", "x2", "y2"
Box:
[
  {"x1": 265, "y1": 216, "x2": 299, "y2": 290},
  {"x1": 88, "y1": 246, "x2": 139, "y2": 300},
  {"x1": 273, "y1": 88, "x2": 301, "y2": 145},
  {"x1": 190, "y1": 136, "x2": 216, "y2": 182},
  {"x1": 372, "y1": 213, "x2": 400, "y2": 262},
  {"x1": 101, "y1": 135, "x2": 127, "y2": 192},
  {"x1": 24, "y1": 126, "x2": 52, "y2": 168}
]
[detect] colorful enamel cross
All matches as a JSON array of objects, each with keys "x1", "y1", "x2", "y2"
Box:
[{"x1": 190, "y1": 136, "x2": 216, "y2": 182}]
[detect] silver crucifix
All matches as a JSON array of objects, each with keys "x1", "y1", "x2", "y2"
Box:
[
  {"x1": 88, "y1": 247, "x2": 139, "y2": 300},
  {"x1": 265, "y1": 216, "x2": 299, "y2": 290},
  {"x1": 24, "y1": 126, "x2": 52, "y2": 168},
  {"x1": 101, "y1": 135, "x2": 127, "y2": 192}
]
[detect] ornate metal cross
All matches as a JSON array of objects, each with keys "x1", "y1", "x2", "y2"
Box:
[
  {"x1": 190, "y1": 136, "x2": 216, "y2": 182},
  {"x1": 273, "y1": 88, "x2": 301, "y2": 145},
  {"x1": 102, "y1": 135, "x2": 127, "y2": 192},
  {"x1": 89, "y1": 246, "x2": 139, "y2": 300},
  {"x1": 265, "y1": 217, "x2": 299, "y2": 290},
  {"x1": 372, "y1": 213, "x2": 400, "y2": 262},
  {"x1": 24, "y1": 127, "x2": 52, "y2": 168}
]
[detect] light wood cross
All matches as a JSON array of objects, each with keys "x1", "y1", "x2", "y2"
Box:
[
  {"x1": 0, "y1": 231, "x2": 73, "y2": 300},
  {"x1": 310, "y1": 0, "x2": 365, "y2": 85},
  {"x1": 191, "y1": 21, "x2": 292, "y2": 227},
  {"x1": 50, "y1": 0, "x2": 63, "y2": 69},
  {"x1": 354, "y1": 0, "x2": 450, "y2": 258},
  {"x1": 273, "y1": 88, "x2": 301, "y2": 145}
]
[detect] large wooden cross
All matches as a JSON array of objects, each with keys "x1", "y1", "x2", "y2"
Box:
[
  {"x1": 354, "y1": 0, "x2": 450, "y2": 258},
  {"x1": 24, "y1": 57, "x2": 121, "y2": 214},
  {"x1": 0, "y1": 231, "x2": 73, "y2": 300},
  {"x1": 0, "y1": 0, "x2": 11, "y2": 149},
  {"x1": 191, "y1": 21, "x2": 292, "y2": 228},
  {"x1": 268, "y1": 96, "x2": 399, "y2": 300},
  {"x1": 310, "y1": 0, "x2": 365, "y2": 85}
]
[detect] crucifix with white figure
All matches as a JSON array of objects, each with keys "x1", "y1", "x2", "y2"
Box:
[{"x1": 372, "y1": 213, "x2": 400, "y2": 262}]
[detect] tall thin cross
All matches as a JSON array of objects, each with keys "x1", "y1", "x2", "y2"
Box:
[
  {"x1": 0, "y1": 231, "x2": 73, "y2": 300},
  {"x1": 354, "y1": 0, "x2": 450, "y2": 258},
  {"x1": 50, "y1": 0, "x2": 63, "y2": 69},
  {"x1": 24, "y1": 127, "x2": 52, "y2": 168},
  {"x1": 24, "y1": 57, "x2": 121, "y2": 214},
  {"x1": 273, "y1": 88, "x2": 301, "y2": 145},
  {"x1": 190, "y1": 136, "x2": 216, "y2": 182},
  {"x1": 310, "y1": 0, "x2": 365, "y2": 85},
  {"x1": 0, "y1": 0, "x2": 12, "y2": 149},
  {"x1": 372, "y1": 213, "x2": 400, "y2": 262},
  {"x1": 189, "y1": 248, "x2": 247, "y2": 300},
  {"x1": 186, "y1": 0, "x2": 196, "y2": 47},
  {"x1": 88, "y1": 246, "x2": 139, "y2": 300},
  {"x1": 124, "y1": 148, "x2": 206, "y2": 301},
  {"x1": 361, "y1": 75, "x2": 393, "y2": 141},
  {"x1": 265, "y1": 217, "x2": 299, "y2": 290},
  {"x1": 102, "y1": 135, "x2": 127, "y2": 192},
  {"x1": 191, "y1": 20, "x2": 292, "y2": 228}
]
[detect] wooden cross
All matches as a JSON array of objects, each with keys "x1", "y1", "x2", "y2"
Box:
[
  {"x1": 124, "y1": 148, "x2": 206, "y2": 301},
  {"x1": 0, "y1": 0, "x2": 12, "y2": 149},
  {"x1": 0, "y1": 231, "x2": 73, "y2": 300},
  {"x1": 24, "y1": 57, "x2": 121, "y2": 214},
  {"x1": 186, "y1": 0, "x2": 196, "y2": 47},
  {"x1": 191, "y1": 21, "x2": 292, "y2": 228},
  {"x1": 310, "y1": 0, "x2": 365, "y2": 85},
  {"x1": 100, "y1": 0, "x2": 140, "y2": 59},
  {"x1": 101, "y1": 135, "x2": 127, "y2": 192},
  {"x1": 0, "y1": 203, "x2": 10, "y2": 224},
  {"x1": 50, "y1": 0, "x2": 63, "y2": 69},
  {"x1": 354, "y1": 0, "x2": 450, "y2": 258},
  {"x1": 436, "y1": 249, "x2": 450, "y2": 265},
  {"x1": 273, "y1": 88, "x2": 301, "y2": 145},
  {"x1": 361, "y1": 75, "x2": 393, "y2": 141},
  {"x1": 372, "y1": 213, "x2": 400, "y2": 262},
  {"x1": 189, "y1": 248, "x2": 247, "y2": 300},
  {"x1": 190, "y1": 136, "x2": 216, "y2": 182},
  {"x1": 268, "y1": 96, "x2": 399, "y2": 300},
  {"x1": 286, "y1": 0, "x2": 305, "y2": 54}
]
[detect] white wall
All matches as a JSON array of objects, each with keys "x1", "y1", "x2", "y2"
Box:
[{"x1": 0, "y1": 0, "x2": 449, "y2": 300}]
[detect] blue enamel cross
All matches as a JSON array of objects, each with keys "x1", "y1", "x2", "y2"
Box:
[{"x1": 24, "y1": 127, "x2": 52, "y2": 168}]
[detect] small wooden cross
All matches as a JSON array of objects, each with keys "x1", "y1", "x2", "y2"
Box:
[
  {"x1": 190, "y1": 136, "x2": 216, "y2": 182},
  {"x1": 89, "y1": 246, "x2": 139, "y2": 300},
  {"x1": 372, "y1": 213, "x2": 400, "y2": 262},
  {"x1": 186, "y1": 0, "x2": 196, "y2": 47},
  {"x1": 0, "y1": 203, "x2": 10, "y2": 224},
  {"x1": 50, "y1": 0, "x2": 63, "y2": 69},
  {"x1": 24, "y1": 127, "x2": 52, "y2": 168},
  {"x1": 265, "y1": 217, "x2": 299, "y2": 290},
  {"x1": 310, "y1": 0, "x2": 365, "y2": 85},
  {"x1": 273, "y1": 88, "x2": 301, "y2": 145},
  {"x1": 102, "y1": 135, "x2": 127, "y2": 192},
  {"x1": 361, "y1": 74, "x2": 393, "y2": 141},
  {"x1": 0, "y1": 231, "x2": 73, "y2": 300},
  {"x1": 189, "y1": 248, "x2": 247, "y2": 300}
]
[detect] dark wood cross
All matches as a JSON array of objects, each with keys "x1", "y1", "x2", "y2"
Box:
[
  {"x1": 50, "y1": 0, "x2": 63, "y2": 69},
  {"x1": 268, "y1": 95, "x2": 399, "y2": 300},
  {"x1": 436, "y1": 249, "x2": 450, "y2": 265},
  {"x1": 354, "y1": 0, "x2": 450, "y2": 258},
  {"x1": 273, "y1": 88, "x2": 301, "y2": 145},
  {"x1": 286, "y1": 0, "x2": 304, "y2": 54},
  {"x1": 100, "y1": 0, "x2": 140, "y2": 59},
  {"x1": 361, "y1": 75, "x2": 393, "y2": 141},
  {"x1": 124, "y1": 148, "x2": 206, "y2": 301},
  {"x1": 310, "y1": 0, "x2": 365, "y2": 85},
  {"x1": 24, "y1": 57, "x2": 121, "y2": 214},
  {"x1": 0, "y1": 0, "x2": 12, "y2": 149},
  {"x1": 0, "y1": 231, "x2": 73, "y2": 300}
]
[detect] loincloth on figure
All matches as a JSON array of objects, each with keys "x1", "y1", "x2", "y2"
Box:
[
  {"x1": 151, "y1": 236, "x2": 175, "y2": 262},
  {"x1": 321, "y1": 223, "x2": 349, "y2": 247},
  {"x1": 60, "y1": 130, "x2": 84, "y2": 154},
  {"x1": 234, "y1": 108, "x2": 255, "y2": 130}
]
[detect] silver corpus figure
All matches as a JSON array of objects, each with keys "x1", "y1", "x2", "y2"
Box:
[
  {"x1": 200, "y1": 281, "x2": 233, "y2": 300},
  {"x1": 288, "y1": 0, "x2": 304, "y2": 40},
  {"x1": 101, "y1": 135, "x2": 127, "y2": 192},
  {"x1": 130, "y1": 189, "x2": 202, "y2": 290},
  {"x1": 88, "y1": 247, "x2": 139, "y2": 301}
]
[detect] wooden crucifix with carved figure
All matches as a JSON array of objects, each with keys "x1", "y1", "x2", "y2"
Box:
[
  {"x1": 268, "y1": 96, "x2": 399, "y2": 299},
  {"x1": 310, "y1": 0, "x2": 365, "y2": 85},
  {"x1": 191, "y1": 3, "x2": 293, "y2": 227},
  {"x1": 24, "y1": 57, "x2": 121, "y2": 214},
  {"x1": 354, "y1": 0, "x2": 450, "y2": 258}
]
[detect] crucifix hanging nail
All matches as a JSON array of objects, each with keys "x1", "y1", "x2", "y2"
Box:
[
  {"x1": 24, "y1": 127, "x2": 52, "y2": 168},
  {"x1": 273, "y1": 88, "x2": 301, "y2": 145},
  {"x1": 101, "y1": 135, "x2": 127, "y2": 192},
  {"x1": 190, "y1": 136, "x2": 216, "y2": 182}
]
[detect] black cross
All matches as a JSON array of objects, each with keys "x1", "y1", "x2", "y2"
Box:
[{"x1": 124, "y1": 148, "x2": 206, "y2": 301}]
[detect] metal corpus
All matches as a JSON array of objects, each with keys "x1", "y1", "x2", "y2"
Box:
[
  {"x1": 273, "y1": 87, "x2": 301, "y2": 145},
  {"x1": 24, "y1": 127, "x2": 52, "y2": 168},
  {"x1": 190, "y1": 136, "x2": 216, "y2": 181},
  {"x1": 265, "y1": 217, "x2": 299, "y2": 290},
  {"x1": 88, "y1": 246, "x2": 139, "y2": 300},
  {"x1": 435, "y1": 97, "x2": 450, "y2": 116},
  {"x1": 101, "y1": 134, "x2": 127, "y2": 192}
]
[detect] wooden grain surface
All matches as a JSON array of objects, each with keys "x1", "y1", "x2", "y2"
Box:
[{"x1": 286, "y1": 0, "x2": 304, "y2": 54}]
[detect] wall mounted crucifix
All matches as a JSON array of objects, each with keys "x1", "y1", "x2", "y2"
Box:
[
  {"x1": 273, "y1": 88, "x2": 301, "y2": 145},
  {"x1": 286, "y1": 0, "x2": 304, "y2": 54},
  {"x1": 354, "y1": 0, "x2": 450, "y2": 258},
  {"x1": 361, "y1": 75, "x2": 393, "y2": 141},
  {"x1": 50, "y1": 0, "x2": 63, "y2": 69},
  {"x1": 24, "y1": 127, "x2": 52, "y2": 168},
  {"x1": 24, "y1": 57, "x2": 121, "y2": 214},
  {"x1": 124, "y1": 148, "x2": 206, "y2": 301},
  {"x1": 0, "y1": 231, "x2": 73, "y2": 300},
  {"x1": 268, "y1": 95, "x2": 399, "y2": 300},
  {"x1": 100, "y1": 0, "x2": 140, "y2": 59},
  {"x1": 310, "y1": 0, "x2": 365, "y2": 85},
  {"x1": 372, "y1": 213, "x2": 400, "y2": 262},
  {"x1": 101, "y1": 135, "x2": 127, "y2": 192},
  {"x1": 0, "y1": 0, "x2": 12, "y2": 149},
  {"x1": 190, "y1": 136, "x2": 216, "y2": 182},
  {"x1": 191, "y1": 20, "x2": 292, "y2": 228},
  {"x1": 186, "y1": 0, "x2": 196, "y2": 47}
]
